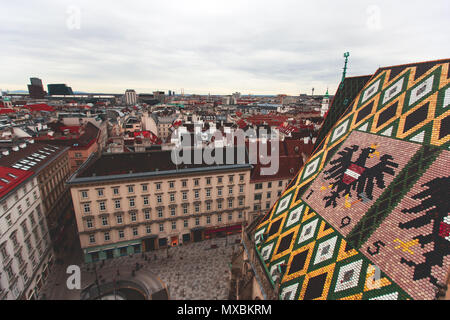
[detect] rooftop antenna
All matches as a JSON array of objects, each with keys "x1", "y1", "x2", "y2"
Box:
[
  {"x1": 340, "y1": 52, "x2": 350, "y2": 89},
  {"x1": 312, "y1": 88, "x2": 314, "y2": 96}
]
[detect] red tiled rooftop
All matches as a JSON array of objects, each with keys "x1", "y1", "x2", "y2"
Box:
[
  {"x1": 0, "y1": 109, "x2": 15, "y2": 114},
  {"x1": 25, "y1": 103, "x2": 55, "y2": 112},
  {"x1": 0, "y1": 166, "x2": 34, "y2": 199},
  {"x1": 60, "y1": 126, "x2": 82, "y2": 134},
  {"x1": 245, "y1": 139, "x2": 312, "y2": 158},
  {"x1": 0, "y1": 143, "x2": 65, "y2": 172},
  {"x1": 34, "y1": 122, "x2": 100, "y2": 149},
  {"x1": 251, "y1": 155, "x2": 303, "y2": 183}
]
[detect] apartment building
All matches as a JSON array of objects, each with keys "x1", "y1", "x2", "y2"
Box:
[
  {"x1": 122, "y1": 116, "x2": 142, "y2": 133},
  {"x1": 36, "y1": 122, "x2": 100, "y2": 173},
  {"x1": 0, "y1": 171, "x2": 53, "y2": 300},
  {"x1": 124, "y1": 89, "x2": 137, "y2": 106},
  {"x1": 158, "y1": 116, "x2": 178, "y2": 142},
  {"x1": 247, "y1": 139, "x2": 307, "y2": 222},
  {"x1": 249, "y1": 178, "x2": 292, "y2": 220},
  {"x1": 141, "y1": 113, "x2": 178, "y2": 142},
  {"x1": 33, "y1": 146, "x2": 72, "y2": 246},
  {"x1": 0, "y1": 142, "x2": 72, "y2": 299},
  {"x1": 1, "y1": 142, "x2": 72, "y2": 242},
  {"x1": 67, "y1": 147, "x2": 252, "y2": 263}
]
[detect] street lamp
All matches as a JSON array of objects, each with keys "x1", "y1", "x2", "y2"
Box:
[
  {"x1": 92, "y1": 262, "x2": 102, "y2": 298},
  {"x1": 225, "y1": 227, "x2": 228, "y2": 247},
  {"x1": 113, "y1": 276, "x2": 117, "y2": 300}
]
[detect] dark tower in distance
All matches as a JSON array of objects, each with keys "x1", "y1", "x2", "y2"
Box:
[
  {"x1": 47, "y1": 84, "x2": 73, "y2": 96},
  {"x1": 28, "y1": 77, "x2": 46, "y2": 99}
]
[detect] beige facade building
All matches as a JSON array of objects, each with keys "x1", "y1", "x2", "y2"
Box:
[
  {"x1": 0, "y1": 175, "x2": 53, "y2": 300},
  {"x1": 157, "y1": 115, "x2": 178, "y2": 142},
  {"x1": 247, "y1": 139, "x2": 307, "y2": 223},
  {"x1": 249, "y1": 179, "x2": 292, "y2": 222},
  {"x1": 67, "y1": 148, "x2": 252, "y2": 263},
  {"x1": 141, "y1": 112, "x2": 178, "y2": 142}
]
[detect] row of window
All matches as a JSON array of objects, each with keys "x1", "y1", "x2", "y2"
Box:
[
  {"x1": 1, "y1": 201, "x2": 42, "y2": 240},
  {"x1": 2, "y1": 243, "x2": 45, "y2": 287},
  {"x1": 80, "y1": 175, "x2": 247, "y2": 199},
  {"x1": 82, "y1": 194, "x2": 245, "y2": 213},
  {"x1": 1, "y1": 181, "x2": 37, "y2": 214},
  {"x1": 41, "y1": 156, "x2": 69, "y2": 180},
  {"x1": 87, "y1": 212, "x2": 244, "y2": 244},
  {"x1": 253, "y1": 201, "x2": 274, "y2": 211},
  {"x1": 1, "y1": 228, "x2": 48, "y2": 284},
  {"x1": 254, "y1": 180, "x2": 286, "y2": 190},
  {"x1": 254, "y1": 190, "x2": 283, "y2": 201},
  {"x1": 84, "y1": 199, "x2": 245, "y2": 227},
  {"x1": 42, "y1": 164, "x2": 68, "y2": 193}
]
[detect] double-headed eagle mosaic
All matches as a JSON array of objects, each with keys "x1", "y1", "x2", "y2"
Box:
[{"x1": 321, "y1": 144, "x2": 399, "y2": 208}]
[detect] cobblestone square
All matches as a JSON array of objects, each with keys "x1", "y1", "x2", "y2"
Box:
[{"x1": 41, "y1": 234, "x2": 240, "y2": 300}]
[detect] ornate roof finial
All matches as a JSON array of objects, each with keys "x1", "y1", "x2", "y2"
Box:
[{"x1": 340, "y1": 52, "x2": 350, "y2": 89}]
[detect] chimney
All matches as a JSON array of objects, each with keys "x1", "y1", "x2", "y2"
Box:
[
  {"x1": 2, "y1": 150, "x2": 9, "y2": 156},
  {"x1": 12, "y1": 146, "x2": 19, "y2": 152},
  {"x1": 19, "y1": 143, "x2": 26, "y2": 149}
]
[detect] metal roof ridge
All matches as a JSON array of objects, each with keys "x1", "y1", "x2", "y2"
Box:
[{"x1": 67, "y1": 163, "x2": 252, "y2": 185}]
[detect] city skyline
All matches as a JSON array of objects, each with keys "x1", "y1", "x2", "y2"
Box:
[{"x1": 1, "y1": 0, "x2": 449, "y2": 95}]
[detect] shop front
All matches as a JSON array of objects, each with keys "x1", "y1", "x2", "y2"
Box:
[
  {"x1": 118, "y1": 246, "x2": 128, "y2": 256},
  {"x1": 182, "y1": 233, "x2": 191, "y2": 244},
  {"x1": 105, "y1": 249, "x2": 114, "y2": 259},
  {"x1": 158, "y1": 238, "x2": 168, "y2": 248},
  {"x1": 191, "y1": 227, "x2": 205, "y2": 243},
  {"x1": 142, "y1": 235, "x2": 157, "y2": 252},
  {"x1": 204, "y1": 224, "x2": 242, "y2": 239},
  {"x1": 84, "y1": 240, "x2": 143, "y2": 263},
  {"x1": 170, "y1": 236, "x2": 179, "y2": 247},
  {"x1": 133, "y1": 244, "x2": 141, "y2": 253}
]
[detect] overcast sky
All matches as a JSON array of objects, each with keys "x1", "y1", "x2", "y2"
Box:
[{"x1": 1, "y1": 0, "x2": 449, "y2": 95}]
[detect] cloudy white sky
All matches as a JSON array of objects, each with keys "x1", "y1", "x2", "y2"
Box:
[{"x1": 1, "y1": 0, "x2": 449, "y2": 95}]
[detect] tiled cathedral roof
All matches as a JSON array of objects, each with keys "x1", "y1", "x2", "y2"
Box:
[{"x1": 253, "y1": 58, "x2": 450, "y2": 300}]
